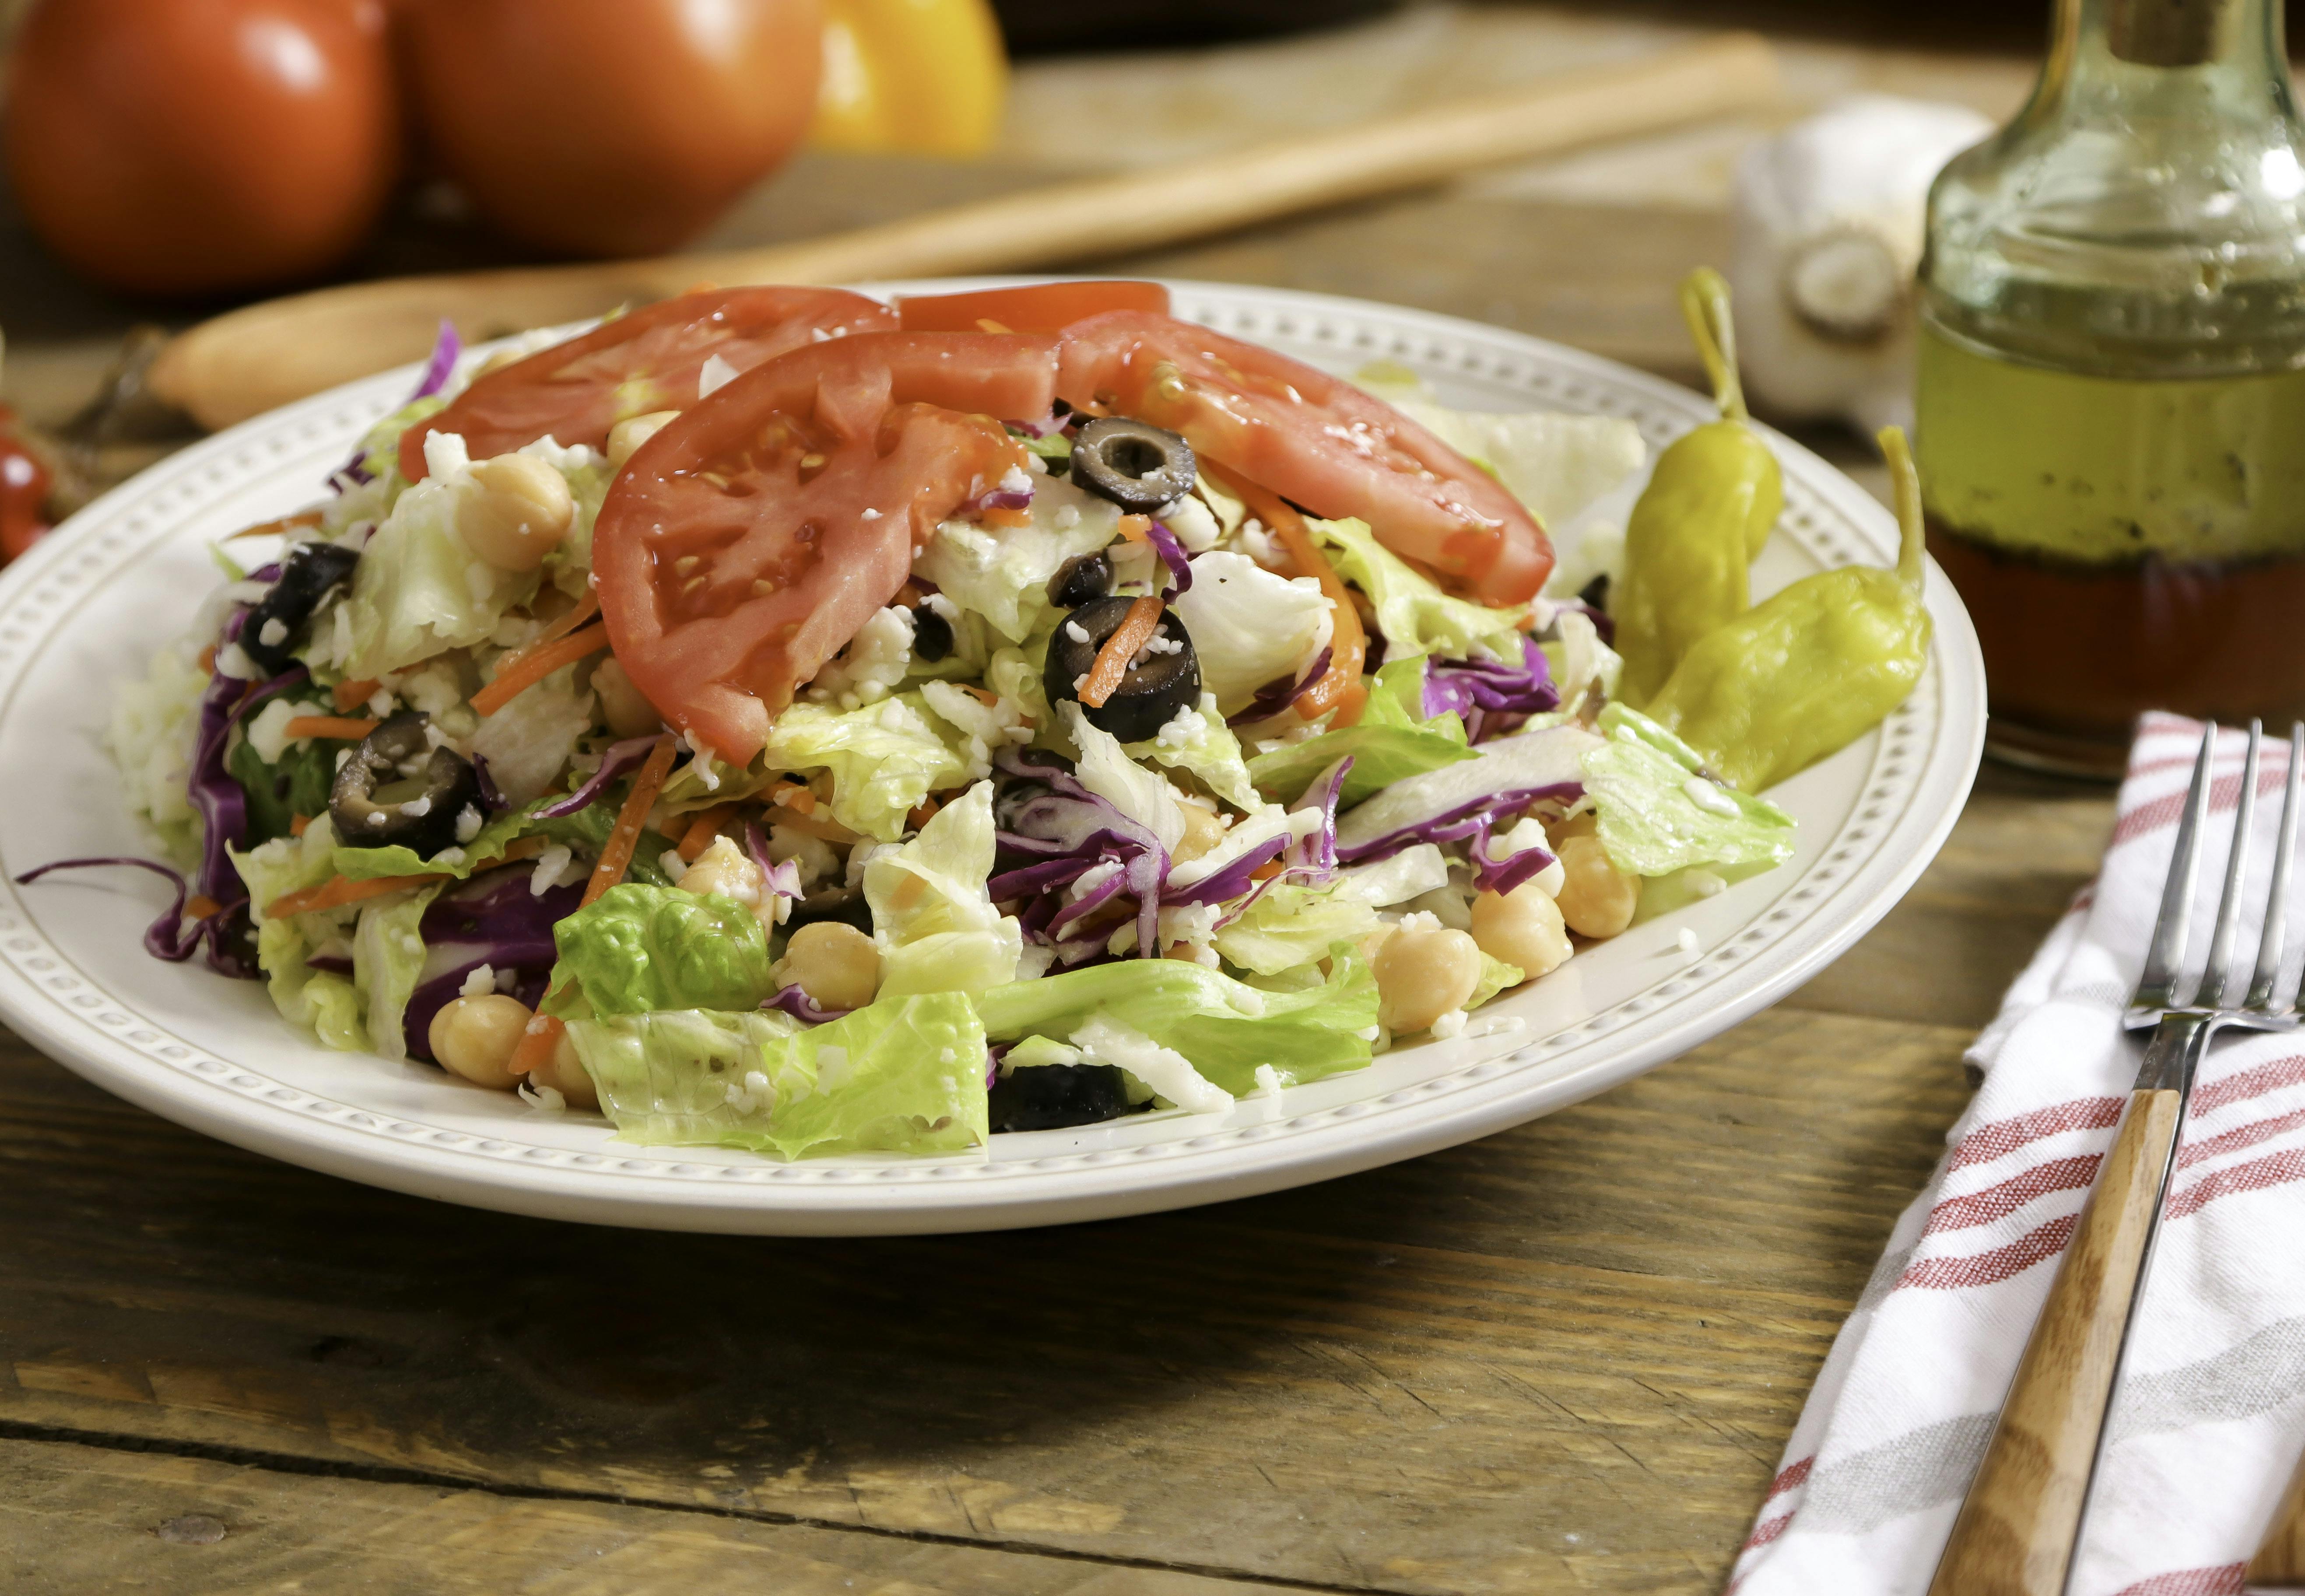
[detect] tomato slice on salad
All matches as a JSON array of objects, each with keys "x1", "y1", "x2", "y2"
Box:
[
  {"x1": 896, "y1": 280, "x2": 1170, "y2": 335},
  {"x1": 400, "y1": 286, "x2": 899, "y2": 481},
  {"x1": 593, "y1": 330, "x2": 1059, "y2": 761},
  {"x1": 1056, "y1": 312, "x2": 1553, "y2": 607}
]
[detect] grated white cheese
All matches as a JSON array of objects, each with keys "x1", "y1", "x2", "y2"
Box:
[
  {"x1": 1072, "y1": 1015, "x2": 1230, "y2": 1113},
  {"x1": 459, "y1": 966, "x2": 495, "y2": 998},
  {"x1": 1677, "y1": 927, "x2": 1701, "y2": 954},
  {"x1": 1429, "y1": 1008, "x2": 1468, "y2": 1039},
  {"x1": 698, "y1": 353, "x2": 738, "y2": 399},
  {"x1": 257, "y1": 617, "x2": 289, "y2": 648}
]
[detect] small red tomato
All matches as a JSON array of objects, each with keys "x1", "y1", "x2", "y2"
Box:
[
  {"x1": 0, "y1": 407, "x2": 54, "y2": 564},
  {"x1": 396, "y1": 0, "x2": 823, "y2": 259},
  {"x1": 3, "y1": 0, "x2": 402, "y2": 298}
]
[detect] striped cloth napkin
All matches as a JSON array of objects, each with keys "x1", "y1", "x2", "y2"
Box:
[{"x1": 1728, "y1": 713, "x2": 2305, "y2": 1596}]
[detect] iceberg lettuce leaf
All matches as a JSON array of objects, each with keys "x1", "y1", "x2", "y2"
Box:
[
  {"x1": 761, "y1": 692, "x2": 971, "y2": 843},
  {"x1": 976, "y1": 950, "x2": 1378, "y2": 1097},
  {"x1": 1311, "y1": 516, "x2": 1529, "y2": 663},
  {"x1": 864, "y1": 782, "x2": 1021, "y2": 996},
  {"x1": 352, "y1": 882, "x2": 443, "y2": 1060},
  {"x1": 1210, "y1": 882, "x2": 1380, "y2": 977},
  {"x1": 1582, "y1": 703, "x2": 1796, "y2": 877}
]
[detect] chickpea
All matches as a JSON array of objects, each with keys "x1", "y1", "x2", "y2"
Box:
[
  {"x1": 474, "y1": 344, "x2": 530, "y2": 379},
  {"x1": 1555, "y1": 834, "x2": 1638, "y2": 939},
  {"x1": 428, "y1": 994, "x2": 532, "y2": 1089},
  {"x1": 1371, "y1": 922, "x2": 1482, "y2": 1034},
  {"x1": 1173, "y1": 802, "x2": 1226, "y2": 865},
  {"x1": 591, "y1": 656, "x2": 661, "y2": 738},
  {"x1": 525, "y1": 1027, "x2": 600, "y2": 1111},
  {"x1": 681, "y1": 834, "x2": 774, "y2": 928},
  {"x1": 460, "y1": 453, "x2": 574, "y2": 572},
  {"x1": 607, "y1": 409, "x2": 681, "y2": 470},
  {"x1": 1470, "y1": 883, "x2": 1572, "y2": 981},
  {"x1": 775, "y1": 921, "x2": 881, "y2": 1013},
  {"x1": 1546, "y1": 809, "x2": 1598, "y2": 845}
]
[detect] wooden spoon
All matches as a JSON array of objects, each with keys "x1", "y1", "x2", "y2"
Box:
[{"x1": 147, "y1": 32, "x2": 1777, "y2": 432}]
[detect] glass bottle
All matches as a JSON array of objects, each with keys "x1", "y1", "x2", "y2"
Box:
[{"x1": 1916, "y1": 0, "x2": 2305, "y2": 776}]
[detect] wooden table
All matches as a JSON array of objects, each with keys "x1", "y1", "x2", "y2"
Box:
[{"x1": 0, "y1": 7, "x2": 2092, "y2": 1590}]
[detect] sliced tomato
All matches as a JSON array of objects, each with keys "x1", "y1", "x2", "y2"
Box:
[
  {"x1": 400, "y1": 285, "x2": 898, "y2": 481},
  {"x1": 1056, "y1": 312, "x2": 1551, "y2": 607},
  {"x1": 593, "y1": 331, "x2": 1059, "y2": 761},
  {"x1": 897, "y1": 280, "x2": 1170, "y2": 335}
]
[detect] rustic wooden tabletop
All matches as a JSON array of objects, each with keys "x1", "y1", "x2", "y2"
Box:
[{"x1": 0, "y1": 7, "x2": 2105, "y2": 1592}]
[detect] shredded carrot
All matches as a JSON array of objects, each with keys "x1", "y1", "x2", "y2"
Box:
[
  {"x1": 185, "y1": 895, "x2": 222, "y2": 921},
  {"x1": 332, "y1": 677, "x2": 382, "y2": 713},
  {"x1": 474, "y1": 621, "x2": 610, "y2": 718},
  {"x1": 774, "y1": 807, "x2": 860, "y2": 844},
  {"x1": 1221, "y1": 473, "x2": 1368, "y2": 726},
  {"x1": 1115, "y1": 514, "x2": 1151, "y2": 543},
  {"x1": 958, "y1": 684, "x2": 1000, "y2": 707},
  {"x1": 771, "y1": 784, "x2": 817, "y2": 815},
  {"x1": 980, "y1": 505, "x2": 1032, "y2": 529},
  {"x1": 510, "y1": 1012, "x2": 566, "y2": 1077},
  {"x1": 268, "y1": 871, "x2": 447, "y2": 920},
  {"x1": 891, "y1": 873, "x2": 927, "y2": 911},
  {"x1": 284, "y1": 715, "x2": 379, "y2": 741},
  {"x1": 583, "y1": 736, "x2": 678, "y2": 906},
  {"x1": 677, "y1": 803, "x2": 738, "y2": 862},
  {"x1": 289, "y1": 814, "x2": 311, "y2": 838},
  {"x1": 196, "y1": 645, "x2": 216, "y2": 674},
  {"x1": 1250, "y1": 859, "x2": 1286, "y2": 884},
  {"x1": 1079, "y1": 595, "x2": 1163, "y2": 709},
  {"x1": 532, "y1": 590, "x2": 602, "y2": 648},
  {"x1": 974, "y1": 317, "x2": 1014, "y2": 334},
  {"x1": 907, "y1": 796, "x2": 941, "y2": 830},
  {"x1": 227, "y1": 510, "x2": 323, "y2": 541}
]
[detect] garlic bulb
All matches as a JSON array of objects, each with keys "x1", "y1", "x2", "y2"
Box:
[{"x1": 1730, "y1": 95, "x2": 1991, "y2": 434}]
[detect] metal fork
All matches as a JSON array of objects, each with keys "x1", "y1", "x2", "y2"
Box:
[{"x1": 1930, "y1": 719, "x2": 2305, "y2": 1596}]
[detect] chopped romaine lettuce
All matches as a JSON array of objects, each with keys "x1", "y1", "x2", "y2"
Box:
[
  {"x1": 235, "y1": 818, "x2": 368, "y2": 1050},
  {"x1": 1582, "y1": 704, "x2": 1796, "y2": 878},
  {"x1": 548, "y1": 883, "x2": 776, "y2": 1017},
  {"x1": 976, "y1": 949, "x2": 1378, "y2": 1097},
  {"x1": 1354, "y1": 363, "x2": 1647, "y2": 530},
  {"x1": 1123, "y1": 691, "x2": 1260, "y2": 811},
  {"x1": 914, "y1": 476, "x2": 1121, "y2": 642},
  {"x1": 571, "y1": 993, "x2": 987, "y2": 1160},
  {"x1": 352, "y1": 882, "x2": 442, "y2": 1061},
  {"x1": 864, "y1": 782, "x2": 1022, "y2": 996},
  {"x1": 332, "y1": 794, "x2": 631, "y2": 884},
  {"x1": 1060, "y1": 701, "x2": 1187, "y2": 852},
  {"x1": 1169, "y1": 551, "x2": 1331, "y2": 713},
  {"x1": 760, "y1": 692, "x2": 972, "y2": 843},
  {"x1": 1210, "y1": 881, "x2": 1379, "y2": 977},
  {"x1": 1247, "y1": 654, "x2": 1474, "y2": 806},
  {"x1": 1311, "y1": 517, "x2": 1529, "y2": 663}
]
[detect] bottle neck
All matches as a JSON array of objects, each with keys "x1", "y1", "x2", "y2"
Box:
[{"x1": 2025, "y1": 0, "x2": 2289, "y2": 122}]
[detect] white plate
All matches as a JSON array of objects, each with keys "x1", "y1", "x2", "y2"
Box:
[{"x1": 0, "y1": 279, "x2": 1984, "y2": 1234}]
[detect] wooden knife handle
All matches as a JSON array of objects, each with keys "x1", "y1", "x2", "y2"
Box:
[
  {"x1": 147, "y1": 32, "x2": 1777, "y2": 432},
  {"x1": 2249, "y1": 1444, "x2": 2305, "y2": 1589},
  {"x1": 1927, "y1": 1085, "x2": 2187, "y2": 1596}
]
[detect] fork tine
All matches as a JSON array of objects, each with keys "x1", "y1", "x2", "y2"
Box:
[
  {"x1": 2251, "y1": 723, "x2": 2305, "y2": 1012},
  {"x1": 2137, "y1": 723, "x2": 2221, "y2": 1010},
  {"x1": 2199, "y1": 720, "x2": 2263, "y2": 1007}
]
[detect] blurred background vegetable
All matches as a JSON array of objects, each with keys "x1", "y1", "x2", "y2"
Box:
[
  {"x1": 815, "y1": 0, "x2": 1007, "y2": 157},
  {"x1": 396, "y1": 0, "x2": 828, "y2": 258},
  {"x1": 3, "y1": 0, "x2": 401, "y2": 295}
]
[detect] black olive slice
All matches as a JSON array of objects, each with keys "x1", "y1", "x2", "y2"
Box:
[
  {"x1": 783, "y1": 888, "x2": 874, "y2": 934},
  {"x1": 330, "y1": 712, "x2": 484, "y2": 856},
  {"x1": 1042, "y1": 595, "x2": 1201, "y2": 744},
  {"x1": 988, "y1": 1061, "x2": 1140, "y2": 1133},
  {"x1": 1069, "y1": 417, "x2": 1195, "y2": 513},
  {"x1": 1578, "y1": 572, "x2": 1610, "y2": 613},
  {"x1": 910, "y1": 604, "x2": 954, "y2": 663},
  {"x1": 242, "y1": 542, "x2": 360, "y2": 678},
  {"x1": 1045, "y1": 551, "x2": 1112, "y2": 610}
]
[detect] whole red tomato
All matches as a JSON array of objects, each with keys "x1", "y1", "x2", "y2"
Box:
[
  {"x1": 4, "y1": 0, "x2": 401, "y2": 297},
  {"x1": 396, "y1": 0, "x2": 823, "y2": 258}
]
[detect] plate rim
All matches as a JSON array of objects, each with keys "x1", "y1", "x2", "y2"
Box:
[{"x1": 0, "y1": 276, "x2": 1986, "y2": 1234}]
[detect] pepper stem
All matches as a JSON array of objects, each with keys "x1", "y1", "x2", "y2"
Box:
[
  {"x1": 1876, "y1": 425, "x2": 1927, "y2": 591},
  {"x1": 1678, "y1": 267, "x2": 1747, "y2": 422}
]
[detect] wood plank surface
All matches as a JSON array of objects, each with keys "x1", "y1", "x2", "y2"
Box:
[
  {"x1": 2, "y1": 1435, "x2": 1310, "y2": 1596},
  {"x1": 4, "y1": 1000, "x2": 1975, "y2": 1596}
]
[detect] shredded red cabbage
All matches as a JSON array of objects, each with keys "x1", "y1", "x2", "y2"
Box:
[
  {"x1": 13, "y1": 856, "x2": 256, "y2": 977},
  {"x1": 1421, "y1": 638, "x2": 1558, "y2": 728},
  {"x1": 964, "y1": 487, "x2": 1035, "y2": 515},
  {"x1": 1144, "y1": 519, "x2": 1192, "y2": 594},
  {"x1": 764, "y1": 984, "x2": 848, "y2": 1025},
  {"x1": 991, "y1": 750, "x2": 1168, "y2": 963},
  {"x1": 1335, "y1": 780, "x2": 1579, "y2": 894},
  {"x1": 534, "y1": 735, "x2": 660, "y2": 819},
  {"x1": 403, "y1": 860, "x2": 582, "y2": 1059},
  {"x1": 1228, "y1": 645, "x2": 1332, "y2": 727}
]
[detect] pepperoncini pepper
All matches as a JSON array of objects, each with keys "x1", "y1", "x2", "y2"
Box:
[
  {"x1": 812, "y1": 0, "x2": 1009, "y2": 158},
  {"x1": 1645, "y1": 426, "x2": 1933, "y2": 793},
  {"x1": 1614, "y1": 268, "x2": 1784, "y2": 705}
]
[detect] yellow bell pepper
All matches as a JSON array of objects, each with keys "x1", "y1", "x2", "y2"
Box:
[{"x1": 813, "y1": 0, "x2": 1009, "y2": 158}]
